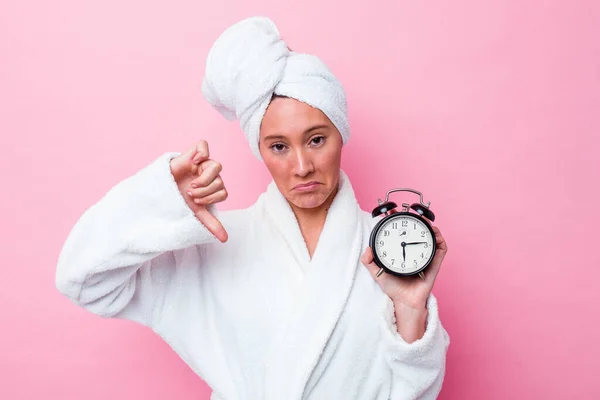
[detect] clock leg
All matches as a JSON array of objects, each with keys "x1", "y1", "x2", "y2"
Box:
[
  {"x1": 376, "y1": 268, "x2": 385, "y2": 278},
  {"x1": 418, "y1": 271, "x2": 425, "y2": 280}
]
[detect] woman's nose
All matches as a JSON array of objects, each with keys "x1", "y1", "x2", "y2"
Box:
[{"x1": 293, "y1": 149, "x2": 314, "y2": 177}]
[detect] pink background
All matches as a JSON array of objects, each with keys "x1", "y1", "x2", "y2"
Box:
[{"x1": 1, "y1": 0, "x2": 599, "y2": 399}]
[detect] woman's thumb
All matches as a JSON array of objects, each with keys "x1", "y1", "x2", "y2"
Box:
[{"x1": 195, "y1": 207, "x2": 228, "y2": 243}]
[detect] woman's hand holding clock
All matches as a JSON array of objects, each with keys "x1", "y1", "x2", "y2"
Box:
[
  {"x1": 360, "y1": 217, "x2": 448, "y2": 342},
  {"x1": 170, "y1": 140, "x2": 228, "y2": 243}
]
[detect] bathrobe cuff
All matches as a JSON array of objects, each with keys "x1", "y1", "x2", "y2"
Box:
[
  {"x1": 380, "y1": 293, "x2": 450, "y2": 397},
  {"x1": 115, "y1": 151, "x2": 222, "y2": 252},
  {"x1": 381, "y1": 293, "x2": 448, "y2": 360},
  {"x1": 56, "y1": 151, "x2": 220, "y2": 302}
]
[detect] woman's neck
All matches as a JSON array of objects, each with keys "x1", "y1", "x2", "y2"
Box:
[{"x1": 290, "y1": 185, "x2": 339, "y2": 259}]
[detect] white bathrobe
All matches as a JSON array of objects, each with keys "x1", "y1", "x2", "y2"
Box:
[{"x1": 55, "y1": 152, "x2": 450, "y2": 400}]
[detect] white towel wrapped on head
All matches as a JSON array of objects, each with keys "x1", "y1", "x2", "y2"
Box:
[{"x1": 201, "y1": 16, "x2": 350, "y2": 160}]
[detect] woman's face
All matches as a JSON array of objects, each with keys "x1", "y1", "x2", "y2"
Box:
[{"x1": 259, "y1": 96, "x2": 343, "y2": 210}]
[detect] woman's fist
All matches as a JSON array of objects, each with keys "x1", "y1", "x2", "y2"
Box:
[{"x1": 170, "y1": 140, "x2": 228, "y2": 243}]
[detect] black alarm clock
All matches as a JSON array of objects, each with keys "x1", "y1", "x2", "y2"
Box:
[{"x1": 369, "y1": 188, "x2": 437, "y2": 279}]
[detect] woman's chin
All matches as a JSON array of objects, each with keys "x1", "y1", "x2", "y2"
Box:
[{"x1": 289, "y1": 193, "x2": 328, "y2": 210}]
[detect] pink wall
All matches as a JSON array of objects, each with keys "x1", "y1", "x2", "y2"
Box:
[{"x1": 1, "y1": 1, "x2": 599, "y2": 399}]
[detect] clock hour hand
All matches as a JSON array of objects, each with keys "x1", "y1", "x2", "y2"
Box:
[{"x1": 405, "y1": 241, "x2": 428, "y2": 245}]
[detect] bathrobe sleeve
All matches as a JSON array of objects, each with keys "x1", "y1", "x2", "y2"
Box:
[
  {"x1": 381, "y1": 293, "x2": 451, "y2": 400},
  {"x1": 55, "y1": 151, "x2": 220, "y2": 326}
]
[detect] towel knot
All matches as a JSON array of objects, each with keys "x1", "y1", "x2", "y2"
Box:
[{"x1": 201, "y1": 16, "x2": 349, "y2": 160}]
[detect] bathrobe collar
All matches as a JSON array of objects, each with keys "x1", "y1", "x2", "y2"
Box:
[{"x1": 262, "y1": 169, "x2": 364, "y2": 400}]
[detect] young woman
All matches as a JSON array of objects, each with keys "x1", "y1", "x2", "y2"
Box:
[{"x1": 56, "y1": 16, "x2": 450, "y2": 400}]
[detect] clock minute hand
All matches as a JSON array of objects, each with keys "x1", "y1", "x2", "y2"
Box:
[{"x1": 404, "y1": 241, "x2": 428, "y2": 245}]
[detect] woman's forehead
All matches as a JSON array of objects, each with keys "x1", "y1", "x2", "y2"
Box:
[{"x1": 261, "y1": 97, "x2": 332, "y2": 138}]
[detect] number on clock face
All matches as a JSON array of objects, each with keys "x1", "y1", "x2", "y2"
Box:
[{"x1": 374, "y1": 215, "x2": 434, "y2": 274}]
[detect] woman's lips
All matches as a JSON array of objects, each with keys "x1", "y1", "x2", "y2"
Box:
[{"x1": 293, "y1": 181, "x2": 320, "y2": 191}]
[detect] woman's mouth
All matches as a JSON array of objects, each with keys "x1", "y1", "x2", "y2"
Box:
[{"x1": 293, "y1": 181, "x2": 321, "y2": 191}]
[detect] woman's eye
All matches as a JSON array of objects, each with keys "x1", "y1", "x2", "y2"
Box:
[
  {"x1": 311, "y1": 136, "x2": 325, "y2": 145},
  {"x1": 271, "y1": 143, "x2": 286, "y2": 152}
]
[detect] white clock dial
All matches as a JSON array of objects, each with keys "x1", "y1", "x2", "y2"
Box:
[{"x1": 374, "y1": 215, "x2": 435, "y2": 274}]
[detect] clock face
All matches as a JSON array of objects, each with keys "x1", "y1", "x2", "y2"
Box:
[{"x1": 373, "y1": 214, "x2": 435, "y2": 275}]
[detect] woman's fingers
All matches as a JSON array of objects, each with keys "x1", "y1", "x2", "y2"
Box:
[
  {"x1": 193, "y1": 189, "x2": 228, "y2": 205},
  {"x1": 420, "y1": 219, "x2": 447, "y2": 283},
  {"x1": 191, "y1": 141, "x2": 210, "y2": 175},
  {"x1": 190, "y1": 160, "x2": 222, "y2": 187},
  {"x1": 422, "y1": 217, "x2": 447, "y2": 253},
  {"x1": 192, "y1": 141, "x2": 210, "y2": 164},
  {"x1": 171, "y1": 140, "x2": 210, "y2": 178},
  {"x1": 435, "y1": 228, "x2": 447, "y2": 253},
  {"x1": 170, "y1": 145, "x2": 197, "y2": 180},
  {"x1": 360, "y1": 246, "x2": 373, "y2": 264},
  {"x1": 360, "y1": 247, "x2": 381, "y2": 277},
  {"x1": 187, "y1": 176, "x2": 224, "y2": 198}
]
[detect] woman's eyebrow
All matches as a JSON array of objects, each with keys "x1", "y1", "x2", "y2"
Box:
[
  {"x1": 263, "y1": 124, "x2": 330, "y2": 142},
  {"x1": 304, "y1": 124, "x2": 329, "y2": 136},
  {"x1": 262, "y1": 134, "x2": 286, "y2": 141}
]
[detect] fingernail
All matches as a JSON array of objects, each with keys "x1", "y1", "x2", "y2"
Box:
[
  {"x1": 187, "y1": 191, "x2": 192, "y2": 196},
  {"x1": 191, "y1": 183, "x2": 197, "y2": 188},
  {"x1": 194, "y1": 198, "x2": 201, "y2": 203}
]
